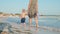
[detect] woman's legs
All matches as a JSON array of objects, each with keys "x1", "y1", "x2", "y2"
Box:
[
  {"x1": 34, "y1": 16, "x2": 38, "y2": 28},
  {"x1": 29, "y1": 18, "x2": 32, "y2": 26},
  {"x1": 29, "y1": 18, "x2": 32, "y2": 30}
]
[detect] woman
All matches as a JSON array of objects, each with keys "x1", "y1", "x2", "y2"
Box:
[{"x1": 28, "y1": 0, "x2": 38, "y2": 28}]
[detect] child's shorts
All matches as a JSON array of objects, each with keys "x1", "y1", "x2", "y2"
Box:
[{"x1": 21, "y1": 18, "x2": 25, "y2": 23}]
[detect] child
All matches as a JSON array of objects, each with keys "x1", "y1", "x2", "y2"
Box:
[{"x1": 20, "y1": 9, "x2": 27, "y2": 30}]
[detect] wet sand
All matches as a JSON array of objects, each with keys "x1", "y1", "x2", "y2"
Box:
[{"x1": 0, "y1": 16, "x2": 60, "y2": 34}]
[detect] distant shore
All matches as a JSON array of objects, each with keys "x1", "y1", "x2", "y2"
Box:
[
  {"x1": 0, "y1": 13, "x2": 60, "y2": 19},
  {"x1": 0, "y1": 14, "x2": 60, "y2": 18},
  {"x1": 0, "y1": 14, "x2": 19, "y2": 18}
]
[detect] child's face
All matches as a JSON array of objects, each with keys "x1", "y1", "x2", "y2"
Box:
[{"x1": 22, "y1": 9, "x2": 25, "y2": 13}]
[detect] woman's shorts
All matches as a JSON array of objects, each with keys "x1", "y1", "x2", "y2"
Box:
[{"x1": 28, "y1": 13, "x2": 37, "y2": 18}]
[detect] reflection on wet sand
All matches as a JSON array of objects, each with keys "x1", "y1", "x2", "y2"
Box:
[
  {"x1": 0, "y1": 22, "x2": 60, "y2": 34},
  {"x1": 28, "y1": 25, "x2": 39, "y2": 33}
]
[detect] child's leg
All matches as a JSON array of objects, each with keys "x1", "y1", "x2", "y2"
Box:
[
  {"x1": 23, "y1": 23, "x2": 26, "y2": 30},
  {"x1": 20, "y1": 23, "x2": 26, "y2": 31}
]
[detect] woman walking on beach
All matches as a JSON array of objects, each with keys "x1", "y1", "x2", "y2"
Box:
[{"x1": 28, "y1": 0, "x2": 38, "y2": 28}]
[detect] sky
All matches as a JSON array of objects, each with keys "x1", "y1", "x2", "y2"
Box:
[{"x1": 0, "y1": 0, "x2": 60, "y2": 15}]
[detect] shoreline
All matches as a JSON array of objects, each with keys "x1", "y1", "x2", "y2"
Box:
[{"x1": 0, "y1": 15, "x2": 60, "y2": 17}]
